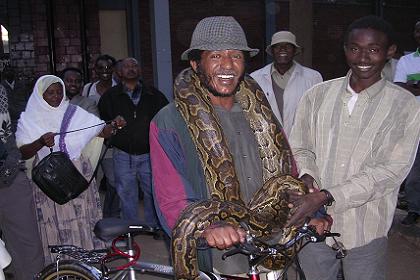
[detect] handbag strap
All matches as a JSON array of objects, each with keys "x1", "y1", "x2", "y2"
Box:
[
  {"x1": 87, "y1": 144, "x2": 109, "y2": 185},
  {"x1": 48, "y1": 142, "x2": 110, "y2": 186},
  {"x1": 49, "y1": 103, "x2": 114, "y2": 186}
]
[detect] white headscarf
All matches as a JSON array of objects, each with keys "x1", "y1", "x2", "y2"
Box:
[
  {"x1": 16, "y1": 75, "x2": 104, "y2": 161},
  {"x1": 0, "y1": 238, "x2": 11, "y2": 280}
]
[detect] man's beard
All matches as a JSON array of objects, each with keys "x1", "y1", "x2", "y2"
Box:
[{"x1": 196, "y1": 66, "x2": 244, "y2": 98}]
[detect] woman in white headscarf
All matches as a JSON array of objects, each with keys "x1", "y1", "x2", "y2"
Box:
[{"x1": 15, "y1": 75, "x2": 125, "y2": 264}]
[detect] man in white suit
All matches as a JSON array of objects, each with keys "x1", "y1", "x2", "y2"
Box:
[{"x1": 251, "y1": 31, "x2": 322, "y2": 135}]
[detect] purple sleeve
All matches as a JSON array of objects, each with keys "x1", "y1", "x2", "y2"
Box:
[{"x1": 150, "y1": 121, "x2": 190, "y2": 233}]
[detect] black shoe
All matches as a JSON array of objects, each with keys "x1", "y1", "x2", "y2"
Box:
[{"x1": 401, "y1": 212, "x2": 419, "y2": 226}]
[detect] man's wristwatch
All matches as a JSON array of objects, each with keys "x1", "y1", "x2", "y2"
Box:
[{"x1": 320, "y1": 189, "x2": 334, "y2": 206}]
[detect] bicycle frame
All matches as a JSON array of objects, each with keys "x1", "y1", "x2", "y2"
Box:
[{"x1": 38, "y1": 219, "x2": 343, "y2": 280}]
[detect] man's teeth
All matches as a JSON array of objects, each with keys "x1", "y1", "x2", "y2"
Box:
[
  {"x1": 218, "y1": 74, "x2": 234, "y2": 79},
  {"x1": 357, "y1": 65, "x2": 372, "y2": 71}
]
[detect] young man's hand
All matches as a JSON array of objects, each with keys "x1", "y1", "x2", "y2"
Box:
[{"x1": 286, "y1": 191, "x2": 329, "y2": 227}]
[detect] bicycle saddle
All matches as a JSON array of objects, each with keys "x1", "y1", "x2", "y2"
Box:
[{"x1": 94, "y1": 218, "x2": 156, "y2": 241}]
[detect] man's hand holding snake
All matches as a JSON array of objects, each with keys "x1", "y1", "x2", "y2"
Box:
[
  {"x1": 286, "y1": 174, "x2": 333, "y2": 228},
  {"x1": 286, "y1": 191, "x2": 330, "y2": 227}
]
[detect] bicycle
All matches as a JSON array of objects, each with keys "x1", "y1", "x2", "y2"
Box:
[{"x1": 35, "y1": 218, "x2": 344, "y2": 280}]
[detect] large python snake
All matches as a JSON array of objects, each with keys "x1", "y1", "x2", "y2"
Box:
[{"x1": 172, "y1": 69, "x2": 307, "y2": 279}]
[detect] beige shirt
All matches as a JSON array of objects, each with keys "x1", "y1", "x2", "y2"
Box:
[
  {"x1": 271, "y1": 63, "x2": 295, "y2": 89},
  {"x1": 290, "y1": 71, "x2": 420, "y2": 249}
]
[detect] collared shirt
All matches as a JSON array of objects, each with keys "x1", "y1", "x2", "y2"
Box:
[
  {"x1": 290, "y1": 71, "x2": 420, "y2": 249},
  {"x1": 123, "y1": 82, "x2": 142, "y2": 106},
  {"x1": 212, "y1": 102, "x2": 263, "y2": 275},
  {"x1": 213, "y1": 103, "x2": 263, "y2": 203},
  {"x1": 251, "y1": 62, "x2": 322, "y2": 136},
  {"x1": 4, "y1": 80, "x2": 14, "y2": 90},
  {"x1": 394, "y1": 50, "x2": 420, "y2": 83},
  {"x1": 271, "y1": 63, "x2": 296, "y2": 89},
  {"x1": 346, "y1": 83, "x2": 358, "y2": 114}
]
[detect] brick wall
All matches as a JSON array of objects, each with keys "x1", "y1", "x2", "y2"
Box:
[
  {"x1": 1, "y1": 0, "x2": 101, "y2": 87},
  {"x1": 138, "y1": 0, "x2": 154, "y2": 85},
  {"x1": 3, "y1": 0, "x2": 37, "y2": 91},
  {"x1": 383, "y1": 2, "x2": 420, "y2": 55},
  {"x1": 169, "y1": 0, "x2": 266, "y2": 77},
  {"x1": 2, "y1": 0, "x2": 420, "y2": 89},
  {"x1": 313, "y1": 3, "x2": 374, "y2": 80},
  {"x1": 313, "y1": 2, "x2": 420, "y2": 80}
]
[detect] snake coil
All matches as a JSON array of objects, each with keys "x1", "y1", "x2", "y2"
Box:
[{"x1": 171, "y1": 69, "x2": 305, "y2": 279}]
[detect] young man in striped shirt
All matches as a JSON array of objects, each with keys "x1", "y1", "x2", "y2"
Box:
[{"x1": 286, "y1": 16, "x2": 420, "y2": 280}]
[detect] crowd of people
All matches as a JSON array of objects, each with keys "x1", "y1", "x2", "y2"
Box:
[{"x1": 0, "y1": 13, "x2": 418, "y2": 280}]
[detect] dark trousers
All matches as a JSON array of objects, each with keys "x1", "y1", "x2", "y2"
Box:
[
  {"x1": 298, "y1": 237, "x2": 387, "y2": 280},
  {"x1": 0, "y1": 171, "x2": 44, "y2": 280},
  {"x1": 405, "y1": 143, "x2": 420, "y2": 214},
  {"x1": 101, "y1": 155, "x2": 121, "y2": 218}
]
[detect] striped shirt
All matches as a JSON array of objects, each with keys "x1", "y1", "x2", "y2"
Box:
[{"x1": 290, "y1": 71, "x2": 420, "y2": 249}]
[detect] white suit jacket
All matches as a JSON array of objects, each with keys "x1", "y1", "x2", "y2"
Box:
[{"x1": 251, "y1": 62, "x2": 322, "y2": 136}]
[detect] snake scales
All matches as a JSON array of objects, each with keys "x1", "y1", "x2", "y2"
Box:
[{"x1": 172, "y1": 69, "x2": 307, "y2": 279}]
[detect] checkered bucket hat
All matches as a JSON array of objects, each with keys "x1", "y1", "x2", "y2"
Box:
[{"x1": 181, "y1": 16, "x2": 259, "y2": 60}]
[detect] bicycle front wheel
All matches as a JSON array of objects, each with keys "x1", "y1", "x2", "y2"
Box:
[{"x1": 35, "y1": 260, "x2": 101, "y2": 280}]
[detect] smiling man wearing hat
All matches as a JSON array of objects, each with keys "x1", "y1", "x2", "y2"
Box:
[
  {"x1": 251, "y1": 31, "x2": 322, "y2": 136},
  {"x1": 149, "y1": 16, "x2": 328, "y2": 279}
]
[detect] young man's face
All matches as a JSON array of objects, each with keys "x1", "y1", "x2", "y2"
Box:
[
  {"x1": 63, "y1": 71, "x2": 82, "y2": 98},
  {"x1": 95, "y1": 59, "x2": 113, "y2": 82},
  {"x1": 344, "y1": 28, "x2": 395, "y2": 90},
  {"x1": 190, "y1": 50, "x2": 245, "y2": 97}
]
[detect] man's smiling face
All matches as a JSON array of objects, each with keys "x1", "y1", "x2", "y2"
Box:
[
  {"x1": 344, "y1": 28, "x2": 395, "y2": 91},
  {"x1": 191, "y1": 50, "x2": 245, "y2": 97}
]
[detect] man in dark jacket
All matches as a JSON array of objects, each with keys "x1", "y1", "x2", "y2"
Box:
[{"x1": 98, "y1": 57, "x2": 168, "y2": 226}]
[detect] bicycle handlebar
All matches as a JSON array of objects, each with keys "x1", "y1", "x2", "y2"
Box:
[{"x1": 196, "y1": 223, "x2": 341, "y2": 261}]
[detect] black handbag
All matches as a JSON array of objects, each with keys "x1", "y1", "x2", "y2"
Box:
[
  {"x1": 31, "y1": 146, "x2": 108, "y2": 205},
  {"x1": 32, "y1": 150, "x2": 89, "y2": 205}
]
